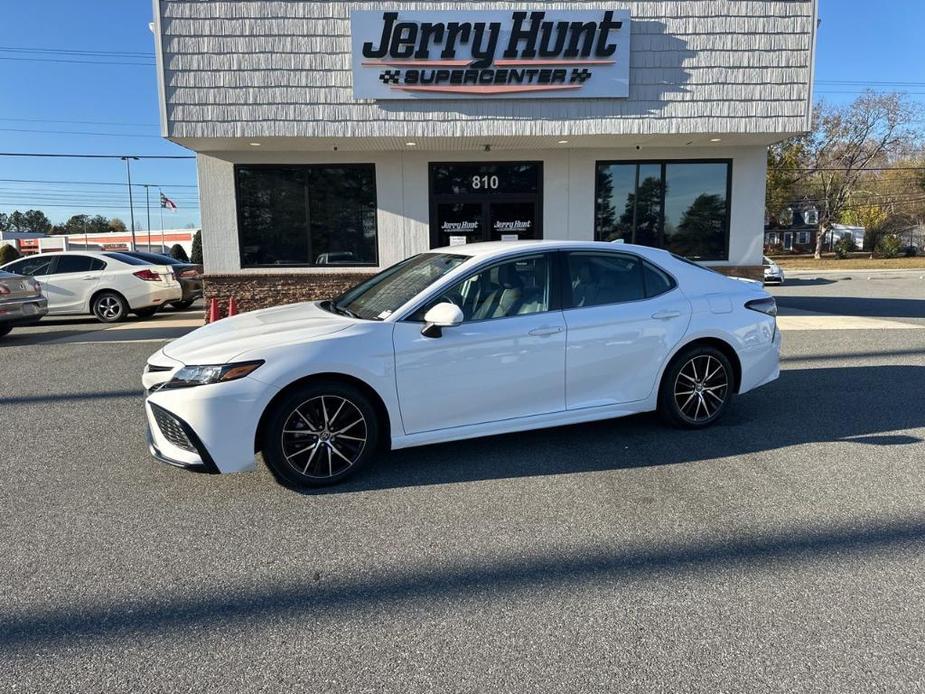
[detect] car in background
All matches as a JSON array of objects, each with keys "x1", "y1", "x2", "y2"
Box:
[
  {"x1": 120, "y1": 251, "x2": 203, "y2": 310},
  {"x1": 0, "y1": 251, "x2": 181, "y2": 323},
  {"x1": 763, "y1": 256, "x2": 785, "y2": 285},
  {"x1": 143, "y1": 240, "x2": 781, "y2": 487},
  {"x1": 0, "y1": 270, "x2": 48, "y2": 338}
]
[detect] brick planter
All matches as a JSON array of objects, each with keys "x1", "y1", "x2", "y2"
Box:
[{"x1": 202, "y1": 273, "x2": 372, "y2": 316}]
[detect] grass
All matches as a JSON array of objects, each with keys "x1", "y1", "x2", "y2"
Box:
[{"x1": 771, "y1": 255, "x2": 925, "y2": 270}]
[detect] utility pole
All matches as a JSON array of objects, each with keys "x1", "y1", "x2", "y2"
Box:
[
  {"x1": 158, "y1": 187, "x2": 166, "y2": 252},
  {"x1": 122, "y1": 156, "x2": 139, "y2": 249}
]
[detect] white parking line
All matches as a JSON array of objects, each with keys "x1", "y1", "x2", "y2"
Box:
[{"x1": 777, "y1": 314, "x2": 922, "y2": 331}]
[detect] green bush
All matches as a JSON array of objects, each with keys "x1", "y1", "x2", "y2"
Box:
[
  {"x1": 190, "y1": 230, "x2": 202, "y2": 264},
  {"x1": 0, "y1": 243, "x2": 22, "y2": 265},
  {"x1": 876, "y1": 234, "x2": 903, "y2": 258},
  {"x1": 169, "y1": 244, "x2": 190, "y2": 262},
  {"x1": 833, "y1": 235, "x2": 855, "y2": 259}
]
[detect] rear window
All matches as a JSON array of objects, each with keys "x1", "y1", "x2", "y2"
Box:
[{"x1": 104, "y1": 252, "x2": 150, "y2": 266}]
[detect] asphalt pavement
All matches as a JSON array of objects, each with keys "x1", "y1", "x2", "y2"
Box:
[{"x1": 1, "y1": 281, "x2": 923, "y2": 693}]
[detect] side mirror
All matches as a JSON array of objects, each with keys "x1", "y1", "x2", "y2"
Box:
[{"x1": 421, "y1": 302, "x2": 463, "y2": 338}]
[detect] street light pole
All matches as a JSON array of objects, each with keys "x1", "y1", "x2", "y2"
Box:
[
  {"x1": 158, "y1": 187, "x2": 166, "y2": 252},
  {"x1": 144, "y1": 184, "x2": 152, "y2": 249},
  {"x1": 122, "y1": 156, "x2": 139, "y2": 249}
]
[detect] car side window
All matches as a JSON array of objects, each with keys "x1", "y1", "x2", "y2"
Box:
[
  {"x1": 89, "y1": 258, "x2": 106, "y2": 271},
  {"x1": 53, "y1": 255, "x2": 96, "y2": 274},
  {"x1": 642, "y1": 261, "x2": 676, "y2": 298},
  {"x1": 415, "y1": 254, "x2": 551, "y2": 322},
  {"x1": 566, "y1": 253, "x2": 646, "y2": 308},
  {"x1": 5, "y1": 256, "x2": 55, "y2": 277}
]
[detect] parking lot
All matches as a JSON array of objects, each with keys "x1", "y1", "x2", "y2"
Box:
[{"x1": 2, "y1": 275, "x2": 924, "y2": 693}]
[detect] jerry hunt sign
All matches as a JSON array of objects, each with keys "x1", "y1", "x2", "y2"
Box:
[{"x1": 351, "y1": 10, "x2": 631, "y2": 99}]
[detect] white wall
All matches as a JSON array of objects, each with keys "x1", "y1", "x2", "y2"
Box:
[{"x1": 198, "y1": 143, "x2": 767, "y2": 274}]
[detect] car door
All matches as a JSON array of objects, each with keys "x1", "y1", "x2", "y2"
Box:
[
  {"x1": 40, "y1": 255, "x2": 105, "y2": 314},
  {"x1": 562, "y1": 252, "x2": 691, "y2": 409},
  {"x1": 392, "y1": 252, "x2": 566, "y2": 435}
]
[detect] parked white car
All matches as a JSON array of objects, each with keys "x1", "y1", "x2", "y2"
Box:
[
  {"x1": 763, "y1": 256, "x2": 785, "y2": 284},
  {"x1": 142, "y1": 241, "x2": 781, "y2": 487},
  {"x1": 0, "y1": 251, "x2": 182, "y2": 323}
]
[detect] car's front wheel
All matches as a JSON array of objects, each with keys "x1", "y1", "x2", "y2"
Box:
[
  {"x1": 262, "y1": 381, "x2": 380, "y2": 487},
  {"x1": 91, "y1": 291, "x2": 128, "y2": 323},
  {"x1": 658, "y1": 345, "x2": 733, "y2": 429}
]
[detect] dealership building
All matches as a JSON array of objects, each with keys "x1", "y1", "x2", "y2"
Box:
[{"x1": 153, "y1": 0, "x2": 818, "y2": 308}]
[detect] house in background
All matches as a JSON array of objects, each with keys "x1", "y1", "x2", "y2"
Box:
[{"x1": 764, "y1": 205, "x2": 819, "y2": 253}]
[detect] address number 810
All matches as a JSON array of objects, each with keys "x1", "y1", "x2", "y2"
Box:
[{"x1": 472, "y1": 175, "x2": 499, "y2": 190}]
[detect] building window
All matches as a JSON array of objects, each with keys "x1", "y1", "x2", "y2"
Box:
[
  {"x1": 595, "y1": 160, "x2": 731, "y2": 260},
  {"x1": 235, "y1": 164, "x2": 378, "y2": 267},
  {"x1": 797, "y1": 231, "x2": 811, "y2": 245}
]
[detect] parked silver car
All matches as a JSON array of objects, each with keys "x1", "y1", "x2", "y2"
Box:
[
  {"x1": 0, "y1": 270, "x2": 48, "y2": 338},
  {"x1": 763, "y1": 256, "x2": 785, "y2": 285}
]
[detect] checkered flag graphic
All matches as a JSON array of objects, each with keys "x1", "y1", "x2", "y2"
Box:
[
  {"x1": 570, "y1": 68, "x2": 592, "y2": 84},
  {"x1": 379, "y1": 70, "x2": 401, "y2": 85}
]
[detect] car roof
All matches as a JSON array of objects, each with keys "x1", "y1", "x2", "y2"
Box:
[{"x1": 429, "y1": 239, "x2": 673, "y2": 260}]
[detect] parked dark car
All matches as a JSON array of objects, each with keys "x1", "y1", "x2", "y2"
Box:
[
  {"x1": 120, "y1": 251, "x2": 203, "y2": 310},
  {"x1": 0, "y1": 270, "x2": 48, "y2": 338}
]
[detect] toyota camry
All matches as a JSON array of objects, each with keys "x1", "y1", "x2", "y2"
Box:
[{"x1": 142, "y1": 241, "x2": 780, "y2": 487}]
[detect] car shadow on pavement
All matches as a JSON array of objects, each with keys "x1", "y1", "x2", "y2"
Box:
[{"x1": 303, "y1": 364, "x2": 925, "y2": 495}]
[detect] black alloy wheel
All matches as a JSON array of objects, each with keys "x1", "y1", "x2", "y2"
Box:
[
  {"x1": 658, "y1": 346, "x2": 733, "y2": 429},
  {"x1": 263, "y1": 381, "x2": 379, "y2": 487}
]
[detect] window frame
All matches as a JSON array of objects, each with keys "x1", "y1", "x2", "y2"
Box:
[
  {"x1": 233, "y1": 163, "x2": 379, "y2": 269},
  {"x1": 560, "y1": 251, "x2": 679, "y2": 311},
  {"x1": 402, "y1": 250, "x2": 562, "y2": 324},
  {"x1": 593, "y1": 158, "x2": 733, "y2": 261}
]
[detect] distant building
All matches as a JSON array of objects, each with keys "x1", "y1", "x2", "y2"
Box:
[{"x1": 1, "y1": 229, "x2": 199, "y2": 256}]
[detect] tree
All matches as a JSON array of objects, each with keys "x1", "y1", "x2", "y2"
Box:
[
  {"x1": 22, "y1": 210, "x2": 52, "y2": 234},
  {"x1": 169, "y1": 244, "x2": 189, "y2": 262},
  {"x1": 0, "y1": 212, "x2": 8, "y2": 232},
  {"x1": 190, "y1": 230, "x2": 203, "y2": 264},
  {"x1": 0, "y1": 243, "x2": 22, "y2": 264},
  {"x1": 802, "y1": 93, "x2": 919, "y2": 258},
  {"x1": 88, "y1": 215, "x2": 111, "y2": 234},
  {"x1": 62, "y1": 214, "x2": 91, "y2": 235},
  {"x1": 109, "y1": 218, "x2": 127, "y2": 233}
]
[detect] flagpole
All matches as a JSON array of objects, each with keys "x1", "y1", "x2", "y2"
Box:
[
  {"x1": 159, "y1": 188, "x2": 165, "y2": 253},
  {"x1": 144, "y1": 185, "x2": 151, "y2": 248}
]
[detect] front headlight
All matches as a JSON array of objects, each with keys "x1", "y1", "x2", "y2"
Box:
[{"x1": 163, "y1": 360, "x2": 264, "y2": 389}]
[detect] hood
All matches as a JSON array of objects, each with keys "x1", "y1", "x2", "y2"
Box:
[{"x1": 162, "y1": 301, "x2": 351, "y2": 365}]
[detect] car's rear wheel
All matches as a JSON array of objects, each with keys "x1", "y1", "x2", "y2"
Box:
[
  {"x1": 134, "y1": 307, "x2": 158, "y2": 319},
  {"x1": 658, "y1": 345, "x2": 733, "y2": 429},
  {"x1": 170, "y1": 299, "x2": 195, "y2": 311},
  {"x1": 92, "y1": 291, "x2": 128, "y2": 323},
  {"x1": 0, "y1": 324, "x2": 12, "y2": 338},
  {"x1": 262, "y1": 381, "x2": 380, "y2": 487}
]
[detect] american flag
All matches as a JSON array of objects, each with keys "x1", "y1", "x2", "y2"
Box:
[{"x1": 160, "y1": 192, "x2": 177, "y2": 211}]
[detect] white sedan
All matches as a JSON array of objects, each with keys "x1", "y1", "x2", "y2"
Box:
[
  {"x1": 142, "y1": 241, "x2": 781, "y2": 486},
  {"x1": 0, "y1": 251, "x2": 181, "y2": 322}
]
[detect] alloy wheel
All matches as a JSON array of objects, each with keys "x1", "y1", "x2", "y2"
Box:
[
  {"x1": 673, "y1": 354, "x2": 728, "y2": 423},
  {"x1": 280, "y1": 395, "x2": 368, "y2": 479},
  {"x1": 96, "y1": 295, "x2": 123, "y2": 320}
]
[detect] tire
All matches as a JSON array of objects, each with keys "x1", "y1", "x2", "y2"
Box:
[
  {"x1": 134, "y1": 307, "x2": 158, "y2": 319},
  {"x1": 262, "y1": 381, "x2": 380, "y2": 488},
  {"x1": 0, "y1": 324, "x2": 12, "y2": 338},
  {"x1": 91, "y1": 291, "x2": 128, "y2": 323},
  {"x1": 658, "y1": 345, "x2": 734, "y2": 429},
  {"x1": 170, "y1": 299, "x2": 195, "y2": 311}
]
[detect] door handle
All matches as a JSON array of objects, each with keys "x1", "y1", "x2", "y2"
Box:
[
  {"x1": 81, "y1": 275, "x2": 97, "y2": 280},
  {"x1": 651, "y1": 310, "x2": 682, "y2": 320},
  {"x1": 528, "y1": 326, "x2": 564, "y2": 337}
]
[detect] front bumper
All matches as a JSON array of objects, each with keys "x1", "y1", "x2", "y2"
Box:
[{"x1": 143, "y1": 364, "x2": 279, "y2": 474}]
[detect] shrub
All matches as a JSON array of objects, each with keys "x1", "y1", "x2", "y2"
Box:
[
  {"x1": 833, "y1": 235, "x2": 856, "y2": 259},
  {"x1": 169, "y1": 244, "x2": 189, "y2": 262},
  {"x1": 190, "y1": 230, "x2": 202, "y2": 264},
  {"x1": 0, "y1": 243, "x2": 22, "y2": 265},
  {"x1": 876, "y1": 234, "x2": 903, "y2": 258}
]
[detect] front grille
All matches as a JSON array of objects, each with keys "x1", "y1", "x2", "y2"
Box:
[{"x1": 150, "y1": 403, "x2": 196, "y2": 453}]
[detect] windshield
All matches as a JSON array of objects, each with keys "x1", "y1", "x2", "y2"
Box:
[{"x1": 329, "y1": 253, "x2": 468, "y2": 320}]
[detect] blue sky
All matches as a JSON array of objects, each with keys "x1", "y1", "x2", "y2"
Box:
[{"x1": 0, "y1": 0, "x2": 922, "y2": 228}]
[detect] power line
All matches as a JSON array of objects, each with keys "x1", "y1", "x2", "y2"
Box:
[
  {"x1": 0, "y1": 152, "x2": 195, "y2": 159},
  {"x1": 0, "y1": 45, "x2": 152, "y2": 58},
  {"x1": 0, "y1": 127, "x2": 163, "y2": 139},
  {"x1": 0, "y1": 202, "x2": 199, "y2": 209},
  {"x1": 0, "y1": 117, "x2": 158, "y2": 128},
  {"x1": 0, "y1": 178, "x2": 197, "y2": 188},
  {"x1": 0, "y1": 56, "x2": 154, "y2": 66}
]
